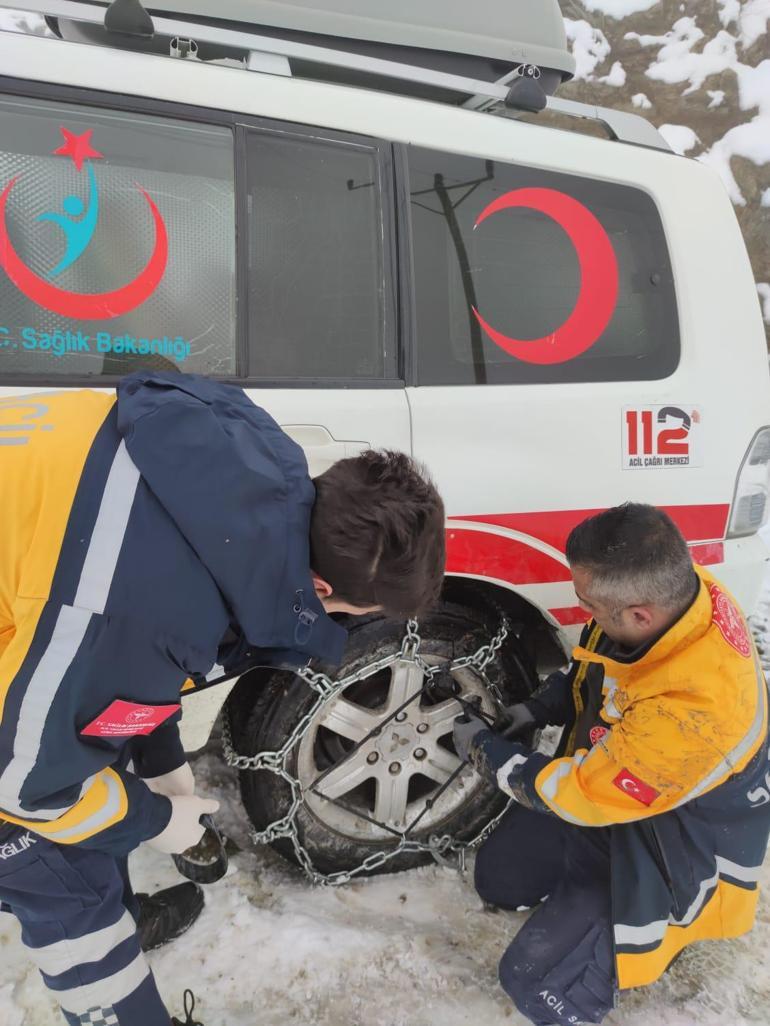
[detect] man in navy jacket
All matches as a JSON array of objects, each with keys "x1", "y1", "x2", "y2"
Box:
[{"x1": 0, "y1": 371, "x2": 445, "y2": 1026}]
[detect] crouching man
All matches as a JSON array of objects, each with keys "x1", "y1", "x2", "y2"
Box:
[
  {"x1": 0, "y1": 371, "x2": 445, "y2": 1026},
  {"x1": 454, "y1": 503, "x2": 770, "y2": 1026}
]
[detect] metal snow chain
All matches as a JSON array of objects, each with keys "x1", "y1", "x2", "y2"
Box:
[{"x1": 221, "y1": 617, "x2": 511, "y2": 886}]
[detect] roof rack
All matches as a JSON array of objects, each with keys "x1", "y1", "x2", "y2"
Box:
[{"x1": 0, "y1": 0, "x2": 671, "y2": 152}]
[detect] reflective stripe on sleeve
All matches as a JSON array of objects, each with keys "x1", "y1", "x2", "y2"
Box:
[
  {"x1": 0, "y1": 441, "x2": 140, "y2": 827},
  {"x1": 56, "y1": 950, "x2": 150, "y2": 1015},
  {"x1": 535, "y1": 752, "x2": 591, "y2": 826},
  {"x1": 673, "y1": 651, "x2": 768, "y2": 807},
  {"x1": 0, "y1": 605, "x2": 92, "y2": 818},
  {"x1": 73, "y1": 441, "x2": 140, "y2": 614},
  {"x1": 29, "y1": 909, "x2": 137, "y2": 977},
  {"x1": 0, "y1": 769, "x2": 127, "y2": 843},
  {"x1": 495, "y1": 752, "x2": 528, "y2": 797}
]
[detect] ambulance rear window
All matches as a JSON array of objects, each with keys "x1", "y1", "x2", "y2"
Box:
[
  {"x1": 408, "y1": 146, "x2": 679, "y2": 385},
  {"x1": 0, "y1": 95, "x2": 236, "y2": 380}
]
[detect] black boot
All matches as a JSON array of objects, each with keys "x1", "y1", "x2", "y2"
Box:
[
  {"x1": 136, "y1": 882, "x2": 204, "y2": 952},
  {"x1": 171, "y1": 989, "x2": 204, "y2": 1025}
]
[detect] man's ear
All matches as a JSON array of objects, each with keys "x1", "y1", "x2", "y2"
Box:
[
  {"x1": 629, "y1": 605, "x2": 655, "y2": 630},
  {"x1": 311, "y1": 572, "x2": 333, "y2": 600}
]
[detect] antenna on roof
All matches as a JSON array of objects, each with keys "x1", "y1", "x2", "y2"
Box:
[{"x1": 104, "y1": 0, "x2": 154, "y2": 37}]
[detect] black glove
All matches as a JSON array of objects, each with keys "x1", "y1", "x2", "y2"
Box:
[
  {"x1": 454, "y1": 710, "x2": 534, "y2": 784},
  {"x1": 452, "y1": 713, "x2": 489, "y2": 765},
  {"x1": 495, "y1": 702, "x2": 537, "y2": 739}
]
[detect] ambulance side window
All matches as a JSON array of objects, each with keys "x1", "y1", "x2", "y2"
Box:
[
  {"x1": 0, "y1": 95, "x2": 236, "y2": 380},
  {"x1": 243, "y1": 128, "x2": 395, "y2": 381},
  {"x1": 408, "y1": 146, "x2": 680, "y2": 385}
]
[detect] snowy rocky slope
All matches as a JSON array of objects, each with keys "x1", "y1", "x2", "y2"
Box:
[{"x1": 558, "y1": 0, "x2": 770, "y2": 343}]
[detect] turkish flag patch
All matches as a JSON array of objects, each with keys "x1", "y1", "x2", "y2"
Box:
[
  {"x1": 612, "y1": 768, "x2": 660, "y2": 806},
  {"x1": 80, "y1": 700, "x2": 181, "y2": 738}
]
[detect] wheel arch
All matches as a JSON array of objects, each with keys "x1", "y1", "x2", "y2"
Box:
[
  {"x1": 441, "y1": 573, "x2": 571, "y2": 678},
  {"x1": 223, "y1": 573, "x2": 571, "y2": 751}
]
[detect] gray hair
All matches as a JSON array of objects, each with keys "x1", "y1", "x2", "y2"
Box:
[{"x1": 566, "y1": 503, "x2": 696, "y2": 614}]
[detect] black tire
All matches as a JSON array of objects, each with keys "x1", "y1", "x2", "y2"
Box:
[{"x1": 237, "y1": 602, "x2": 535, "y2": 876}]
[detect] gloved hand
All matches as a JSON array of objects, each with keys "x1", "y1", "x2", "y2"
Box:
[
  {"x1": 146, "y1": 795, "x2": 220, "y2": 855},
  {"x1": 494, "y1": 702, "x2": 536, "y2": 739},
  {"x1": 144, "y1": 762, "x2": 195, "y2": 798},
  {"x1": 453, "y1": 713, "x2": 490, "y2": 766},
  {"x1": 455, "y1": 709, "x2": 536, "y2": 785}
]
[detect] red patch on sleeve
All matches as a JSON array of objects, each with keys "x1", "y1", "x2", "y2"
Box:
[
  {"x1": 612, "y1": 769, "x2": 660, "y2": 806},
  {"x1": 589, "y1": 725, "x2": 609, "y2": 746},
  {"x1": 709, "y1": 584, "x2": 752, "y2": 658},
  {"x1": 80, "y1": 700, "x2": 181, "y2": 738}
]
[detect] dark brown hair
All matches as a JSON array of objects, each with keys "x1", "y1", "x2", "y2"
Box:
[{"x1": 310, "y1": 450, "x2": 446, "y2": 618}]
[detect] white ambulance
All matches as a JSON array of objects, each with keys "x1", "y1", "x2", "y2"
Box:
[{"x1": 0, "y1": 0, "x2": 768, "y2": 876}]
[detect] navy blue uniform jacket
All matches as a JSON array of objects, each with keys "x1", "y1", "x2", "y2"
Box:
[{"x1": 0, "y1": 372, "x2": 347, "y2": 854}]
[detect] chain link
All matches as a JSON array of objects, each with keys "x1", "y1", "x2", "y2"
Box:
[{"x1": 221, "y1": 617, "x2": 510, "y2": 886}]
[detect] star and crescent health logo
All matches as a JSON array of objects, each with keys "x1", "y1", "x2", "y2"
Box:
[
  {"x1": 0, "y1": 127, "x2": 168, "y2": 319},
  {"x1": 0, "y1": 131, "x2": 617, "y2": 366}
]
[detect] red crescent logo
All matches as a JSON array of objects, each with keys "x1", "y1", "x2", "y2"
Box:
[
  {"x1": 472, "y1": 187, "x2": 619, "y2": 365},
  {"x1": 0, "y1": 176, "x2": 168, "y2": 320}
]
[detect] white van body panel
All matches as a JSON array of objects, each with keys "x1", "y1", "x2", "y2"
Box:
[{"x1": 1, "y1": 30, "x2": 768, "y2": 753}]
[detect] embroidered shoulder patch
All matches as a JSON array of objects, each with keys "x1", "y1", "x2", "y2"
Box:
[
  {"x1": 612, "y1": 768, "x2": 660, "y2": 806},
  {"x1": 589, "y1": 725, "x2": 609, "y2": 747},
  {"x1": 80, "y1": 700, "x2": 180, "y2": 738},
  {"x1": 710, "y1": 584, "x2": 751, "y2": 658}
]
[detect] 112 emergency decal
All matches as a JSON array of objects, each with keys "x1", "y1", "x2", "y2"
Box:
[{"x1": 622, "y1": 405, "x2": 703, "y2": 470}]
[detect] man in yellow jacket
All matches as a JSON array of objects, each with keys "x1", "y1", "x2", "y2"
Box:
[{"x1": 454, "y1": 503, "x2": 770, "y2": 1026}]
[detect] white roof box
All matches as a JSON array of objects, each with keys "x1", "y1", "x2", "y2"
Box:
[
  {"x1": 161, "y1": 0, "x2": 575, "y2": 98},
  {"x1": 155, "y1": 0, "x2": 574, "y2": 81},
  {"x1": 46, "y1": 0, "x2": 574, "y2": 103}
]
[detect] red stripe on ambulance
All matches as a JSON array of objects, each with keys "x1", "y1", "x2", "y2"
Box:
[
  {"x1": 451, "y1": 504, "x2": 729, "y2": 551},
  {"x1": 445, "y1": 504, "x2": 730, "y2": 594}
]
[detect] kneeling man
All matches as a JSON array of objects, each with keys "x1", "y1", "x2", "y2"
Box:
[{"x1": 455, "y1": 503, "x2": 770, "y2": 1025}]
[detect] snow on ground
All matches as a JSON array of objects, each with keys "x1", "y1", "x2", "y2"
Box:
[{"x1": 4, "y1": 557, "x2": 770, "y2": 1026}]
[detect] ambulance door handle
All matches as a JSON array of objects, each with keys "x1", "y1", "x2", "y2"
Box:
[{"x1": 281, "y1": 425, "x2": 370, "y2": 474}]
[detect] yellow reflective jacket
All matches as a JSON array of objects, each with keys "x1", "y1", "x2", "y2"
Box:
[{"x1": 490, "y1": 567, "x2": 770, "y2": 989}]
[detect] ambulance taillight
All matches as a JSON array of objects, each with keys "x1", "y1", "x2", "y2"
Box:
[{"x1": 728, "y1": 428, "x2": 770, "y2": 538}]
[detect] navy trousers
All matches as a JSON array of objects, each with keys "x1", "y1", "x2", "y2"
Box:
[
  {"x1": 475, "y1": 803, "x2": 616, "y2": 1026},
  {"x1": 0, "y1": 824, "x2": 171, "y2": 1025}
]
